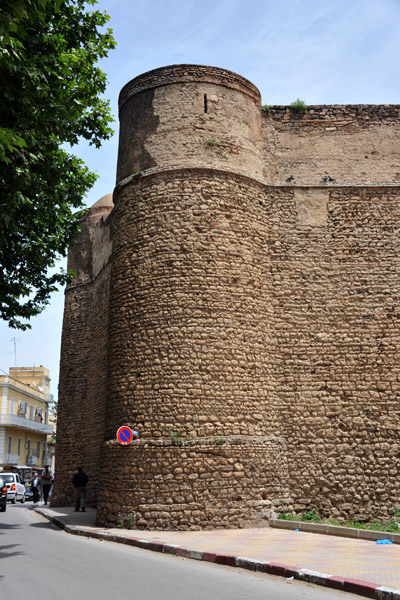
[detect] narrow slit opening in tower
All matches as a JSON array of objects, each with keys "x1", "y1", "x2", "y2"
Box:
[{"x1": 204, "y1": 94, "x2": 208, "y2": 113}]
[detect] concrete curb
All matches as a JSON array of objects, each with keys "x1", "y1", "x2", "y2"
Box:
[
  {"x1": 270, "y1": 519, "x2": 400, "y2": 545},
  {"x1": 36, "y1": 509, "x2": 400, "y2": 600}
]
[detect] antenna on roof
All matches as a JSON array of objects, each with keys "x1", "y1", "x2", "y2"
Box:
[{"x1": 9, "y1": 337, "x2": 19, "y2": 367}]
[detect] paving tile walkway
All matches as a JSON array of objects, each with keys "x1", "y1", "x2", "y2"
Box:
[{"x1": 34, "y1": 506, "x2": 400, "y2": 597}]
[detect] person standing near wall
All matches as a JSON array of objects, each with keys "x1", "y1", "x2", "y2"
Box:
[
  {"x1": 40, "y1": 466, "x2": 53, "y2": 505},
  {"x1": 31, "y1": 472, "x2": 41, "y2": 503},
  {"x1": 72, "y1": 466, "x2": 88, "y2": 512}
]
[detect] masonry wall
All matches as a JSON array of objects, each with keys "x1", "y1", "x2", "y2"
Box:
[
  {"x1": 53, "y1": 218, "x2": 93, "y2": 506},
  {"x1": 103, "y1": 170, "x2": 275, "y2": 440},
  {"x1": 262, "y1": 105, "x2": 400, "y2": 185},
  {"x1": 117, "y1": 64, "x2": 263, "y2": 183},
  {"x1": 98, "y1": 438, "x2": 288, "y2": 529},
  {"x1": 52, "y1": 200, "x2": 113, "y2": 507},
  {"x1": 267, "y1": 185, "x2": 400, "y2": 521},
  {"x1": 96, "y1": 168, "x2": 285, "y2": 528},
  {"x1": 56, "y1": 65, "x2": 400, "y2": 529}
]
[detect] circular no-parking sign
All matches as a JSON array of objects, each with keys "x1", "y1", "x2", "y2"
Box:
[{"x1": 116, "y1": 426, "x2": 134, "y2": 445}]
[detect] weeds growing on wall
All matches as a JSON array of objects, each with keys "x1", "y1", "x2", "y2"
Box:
[
  {"x1": 278, "y1": 510, "x2": 321, "y2": 522},
  {"x1": 169, "y1": 430, "x2": 193, "y2": 445},
  {"x1": 119, "y1": 513, "x2": 136, "y2": 529},
  {"x1": 290, "y1": 98, "x2": 307, "y2": 113},
  {"x1": 214, "y1": 437, "x2": 225, "y2": 445},
  {"x1": 205, "y1": 137, "x2": 220, "y2": 146}
]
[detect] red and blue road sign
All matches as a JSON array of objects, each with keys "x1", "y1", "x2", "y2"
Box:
[{"x1": 116, "y1": 426, "x2": 135, "y2": 445}]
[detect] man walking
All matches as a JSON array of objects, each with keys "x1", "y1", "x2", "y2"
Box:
[
  {"x1": 31, "y1": 472, "x2": 40, "y2": 503},
  {"x1": 40, "y1": 465, "x2": 53, "y2": 505},
  {"x1": 72, "y1": 466, "x2": 88, "y2": 512}
]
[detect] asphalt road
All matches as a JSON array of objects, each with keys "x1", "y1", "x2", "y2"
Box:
[{"x1": 1, "y1": 503, "x2": 353, "y2": 600}]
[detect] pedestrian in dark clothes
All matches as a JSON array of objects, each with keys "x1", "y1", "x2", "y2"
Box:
[
  {"x1": 40, "y1": 465, "x2": 53, "y2": 505},
  {"x1": 72, "y1": 466, "x2": 88, "y2": 512}
]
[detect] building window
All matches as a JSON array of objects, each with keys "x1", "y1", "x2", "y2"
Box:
[
  {"x1": 10, "y1": 397, "x2": 14, "y2": 415},
  {"x1": 29, "y1": 405, "x2": 34, "y2": 420},
  {"x1": 8, "y1": 435, "x2": 12, "y2": 454},
  {"x1": 17, "y1": 437, "x2": 21, "y2": 456},
  {"x1": 18, "y1": 402, "x2": 27, "y2": 416},
  {"x1": 36, "y1": 441, "x2": 40, "y2": 457},
  {"x1": 44, "y1": 411, "x2": 48, "y2": 424},
  {"x1": 43, "y1": 441, "x2": 47, "y2": 458},
  {"x1": 26, "y1": 439, "x2": 31, "y2": 456}
]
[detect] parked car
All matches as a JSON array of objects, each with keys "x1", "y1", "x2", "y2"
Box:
[
  {"x1": 1, "y1": 473, "x2": 26, "y2": 503},
  {"x1": 0, "y1": 476, "x2": 7, "y2": 512}
]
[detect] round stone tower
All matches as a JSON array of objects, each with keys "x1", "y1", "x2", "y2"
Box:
[
  {"x1": 96, "y1": 65, "x2": 288, "y2": 529},
  {"x1": 116, "y1": 64, "x2": 263, "y2": 182}
]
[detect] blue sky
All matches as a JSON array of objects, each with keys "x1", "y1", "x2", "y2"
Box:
[{"x1": 1, "y1": 0, "x2": 399, "y2": 399}]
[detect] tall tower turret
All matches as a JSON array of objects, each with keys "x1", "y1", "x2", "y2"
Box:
[
  {"x1": 97, "y1": 65, "x2": 288, "y2": 529},
  {"x1": 116, "y1": 64, "x2": 263, "y2": 181}
]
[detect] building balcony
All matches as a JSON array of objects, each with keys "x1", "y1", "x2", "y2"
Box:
[
  {"x1": 26, "y1": 454, "x2": 39, "y2": 466},
  {"x1": 5, "y1": 454, "x2": 20, "y2": 465},
  {"x1": 42, "y1": 455, "x2": 51, "y2": 467},
  {"x1": 0, "y1": 413, "x2": 53, "y2": 435}
]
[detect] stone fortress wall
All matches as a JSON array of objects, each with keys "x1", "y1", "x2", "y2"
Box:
[{"x1": 52, "y1": 65, "x2": 400, "y2": 530}]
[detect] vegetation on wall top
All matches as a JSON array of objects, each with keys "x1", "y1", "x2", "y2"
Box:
[{"x1": 290, "y1": 98, "x2": 307, "y2": 113}]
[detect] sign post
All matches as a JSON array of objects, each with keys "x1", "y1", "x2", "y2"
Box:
[{"x1": 116, "y1": 426, "x2": 138, "y2": 445}]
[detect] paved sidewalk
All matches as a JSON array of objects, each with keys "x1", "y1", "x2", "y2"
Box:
[{"x1": 34, "y1": 505, "x2": 400, "y2": 600}]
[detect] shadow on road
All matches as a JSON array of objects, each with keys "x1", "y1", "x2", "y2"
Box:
[
  {"x1": 29, "y1": 521, "x2": 57, "y2": 529},
  {"x1": 0, "y1": 523, "x2": 21, "y2": 532},
  {"x1": 0, "y1": 543, "x2": 25, "y2": 559}
]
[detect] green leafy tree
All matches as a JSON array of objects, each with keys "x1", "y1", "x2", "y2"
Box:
[
  {"x1": 0, "y1": 0, "x2": 116, "y2": 329},
  {"x1": 49, "y1": 399, "x2": 58, "y2": 418}
]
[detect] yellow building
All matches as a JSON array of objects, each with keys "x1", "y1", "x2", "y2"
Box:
[{"x1": 0, "y1": 366, "x2": 53, "y2": 475}]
